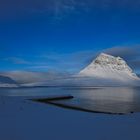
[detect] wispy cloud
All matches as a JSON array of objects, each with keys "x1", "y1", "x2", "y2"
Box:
[
  {"x1": 4, "y1": 57, "x2": 30, "y2": 65},
  {"x1": 11, "y1": 45, "x2": 140, "y2": 73},
  {"x1": 38, "y1": 51, "x2": 95, "y2": 72},
  {"x1": 0, "y1": 0, "x2": 80, "y2": 19},
  {"x1": 103, "y1": 45, "x2": 140, "y2": 59},
  {"x1": 1, "y1": 45, "x2": 140, "y2": 74},
  {"x1": 1, "y1": 0, "x2": 140, "y2": 19}
]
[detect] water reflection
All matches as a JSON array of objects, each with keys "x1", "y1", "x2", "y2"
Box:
[
  {"x1": 31, "y1": 87, "x2": 140, "y2": 114},
  {"x1": 1, "y1": 87, "x2": 140, "y2": 114}
]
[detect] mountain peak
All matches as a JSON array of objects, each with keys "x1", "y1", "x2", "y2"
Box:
[
  {"x1": 93, "y1": 53, "x2": 123, "y2": 65},
  {"x1": 97, "y1": 53, "x2": 123, "y2": 61},
  {"x1": 99, "y1": 53, "x2": 112, "y2": 57},
  {"x1": 79, "y1": 53, "x2": 139, "y2": 81}
]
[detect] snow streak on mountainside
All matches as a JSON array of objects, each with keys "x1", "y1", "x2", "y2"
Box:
[{"x1": 79, "y1": 53, "x2": 139, "y2": 82}]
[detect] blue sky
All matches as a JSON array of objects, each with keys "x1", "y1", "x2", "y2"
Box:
[{"x1": 0, "y1": 0, "x2": 140, "y2": 73}]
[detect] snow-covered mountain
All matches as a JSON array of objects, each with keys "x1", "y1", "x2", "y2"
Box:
[
  {"x1": 0, "y1": 53, "x2": 139, "y2": 87},
  {"x1": 21, "y1": 53, "x2": 140, "y2": 87},
  {"x1": 79, "y1": 53, "x2": 139, "y2": 82},
  {"x1": 0, "y1": 75, "x2": 18, "y2": 87}
]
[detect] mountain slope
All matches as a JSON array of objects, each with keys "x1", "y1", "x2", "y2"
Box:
[
  {"x1": 79, "y1": 53, "x2": 139, "y2": 82},
  {"x1": 0, "y1": 75, "x2": 18, "y2": 87}
]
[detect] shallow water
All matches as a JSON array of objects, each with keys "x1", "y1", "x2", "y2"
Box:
[
  {"x1": 1, "y1": 87, "x2": 140, "y2": 114},
  {"x1": 0, "y1": 87, "x2": 140, "y2": 140},
  {"x1": 58, "y1": 87, "x2": 140, "y2": 114}
]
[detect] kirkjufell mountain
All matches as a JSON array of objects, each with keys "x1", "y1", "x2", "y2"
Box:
[
  {"x1": 0, "y1": 53, "x2": 139, "y2": 87},
  {"x1": 79, "y1": 53, "x2": 139, "y2": 81},
  {"x1": 21, "y1": 53, "x2": 140, "y2": 87}
]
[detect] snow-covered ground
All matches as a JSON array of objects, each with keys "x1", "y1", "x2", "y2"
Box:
[{"x1": 0, "y1": 87, "x2": 140, "y2": 140}]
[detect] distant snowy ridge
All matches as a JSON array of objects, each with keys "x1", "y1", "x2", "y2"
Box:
[{"x1": 0, "y1": 75, "x2": 19, "y2": 87}]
